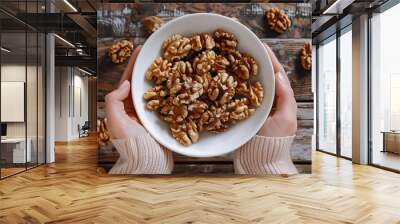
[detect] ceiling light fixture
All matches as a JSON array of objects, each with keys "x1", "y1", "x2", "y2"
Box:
[
  {"x1": 322, "y1": 0, "x2": 355, "y2": 15},
  {"x1": 63, "y1": 0, "x2": 78, "y2": 12},
  {"x1": 78, "y1": 67, "x2": 93, "y2": 76},
  {"x1": 1, "y1": 47, "x2": 11, "y2": 53},
  {"x1": 54, "y1": 34, "x2": 75, "y2": 48}
]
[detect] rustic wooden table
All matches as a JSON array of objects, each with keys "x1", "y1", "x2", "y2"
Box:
[{"x1": 97, "y1": 2, "x2": 313, "y2": 174}]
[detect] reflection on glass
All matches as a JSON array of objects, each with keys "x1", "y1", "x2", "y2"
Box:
[
  {"x1": 1, "y1": 32, "x2": 27, "y2": 177},
  {"x1": 318, "y1": 37, "x2": 337, "y2": 154},
  {"x1": 340, "y1": 29, "x2": 352, "y2": 158},
  {"x1": 371, "y1": 3, "x2": 400, "y2": 171},
  {"x1": 38, "y1": 33, "x2": 46, "y2": 165},
  {"x1": 27, "y1": 32, "x2": 38, "y2": 169}
]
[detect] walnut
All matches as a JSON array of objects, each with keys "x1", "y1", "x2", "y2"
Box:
[
  {"x1": 97, "y1": 118, "x2": 110, "y2": 145},
  {"x1": 228, "y1": 98, "x2": 255, "y2": 123},
  {"x1": 143, "y1": 85, "x2": 167, "y2": 101},
  {"x1": 146, "y1": 99, "x2": 161, "y2": 111},
  {"x1": 236, "y1": 81, "x2": 263, "y2": 107},
  {"x1": 162, "y1": 34, "x2": 192, "y2": 61},
  {"x1": 214, "y1": 29, "x2": 238, "y2": 52},
  {"x1": 233, "y1": 54, "x2": 258, "y2": 80},
  {"x1": 194, "y1": 73, "x2": 212, "y2": 91},
  {"x1": 226, "y1": 50, "x2": 242, "y2": 66},
  {"x1": 108, "y1": 40, "x2": 134, "y2": 64},
  {"x1": 248, "y1": 81, "x2": 264, "y2": 107},
  {"x1": 170, "y1": 120, "x2": 199, "y2": 145},
  {"x1": 188, "y1": 100, "x2": 208, "y2": 119},
  {"x1": 205, "y1": 105, "x2": 230, "y2": 133},
  {"x1": 160, "y1": 103, "x2": 188, "y2": 123},
  {"x1": 190, "y1": 33, "x2": 215, "y2": 52},
  {"x1": 266, "y1": 8, "x2": 291, "y2": 34},
  {"x1": 193, "y1": 50, "x2": 216, "y2": 74},
  {"x1": 212, "y1": 55, "x2": 230, "y2": 73},
  {"x1": 207, "y1": 72, "x2": 237, "y2": 103},
  {"x1": 143, "y1": 30, "x2": 264, "y2": 145},
  {"x1": 172, "y1": 60, "x2": 193, "y2": 75},
  {"x1": 300, "y1": 42, "x2": 312, "y2": 71},
  {"x1": 142, "y1": 16, "x2": 164, "y2": 35},
  {"x1": 146, "y1": 57, "x2": 172, "y2": 84}
]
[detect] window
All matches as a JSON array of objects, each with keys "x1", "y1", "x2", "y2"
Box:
[
  {"x1": 339, "y1": 28, "x2": 352, "y2": 158},
  {"x1": 317, "y1": 36, "x2": 337, "y2": 154}
]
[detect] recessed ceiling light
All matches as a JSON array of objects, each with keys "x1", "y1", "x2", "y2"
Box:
[
  {"x1": 1, "y1": 47, "x2": 11, "y2": 53},
  {"x1": 63, "y1": 0, "x2": 78, "y2": 12},
  {"x1": 54, "y1": 34, "x2": 75, "y2": 48},
  {"x1": 78, "y1": 67, "x2": 93, "y2": 76}
]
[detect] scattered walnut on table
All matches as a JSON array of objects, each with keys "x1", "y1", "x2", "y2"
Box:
[
  {"x1": 266, "y1": 8, "x2": 291, "y2": 34},
  {"x1": 143, "y1": 29, "x2": 264, "y2": 145},
  {"x1": 142, "y1": 16, "x2": 164, "y2": 35},
  {"x1": 300, "y1": 42, "x2": 312, "y2": 71},
  {"x1": 108, "y1": 40, "x2": 134, "y2": 64}
]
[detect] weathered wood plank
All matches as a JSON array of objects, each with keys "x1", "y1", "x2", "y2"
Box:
[
  {"x1": 261, "y1": 38, "x2": 312, "y2": 101},
  {"x1": 98, "y1": 3, "x2": 311, "y2": 39}
]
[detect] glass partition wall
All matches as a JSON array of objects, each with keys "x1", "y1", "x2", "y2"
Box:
[
  {"x1": 370, "y1": 2, "x2": 400, "y2": 172},
  {"x1": 0, "y1": 2, "x2": 46, "y2": 179},
  {"x1": 316, "y1": 26, "x2": 352, "y2": 159}
]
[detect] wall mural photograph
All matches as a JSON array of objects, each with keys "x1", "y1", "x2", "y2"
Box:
[{"x1": 97, "y1": 2, "x2": 313, "y2": 175}]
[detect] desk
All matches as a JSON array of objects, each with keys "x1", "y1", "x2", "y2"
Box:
[
  {"x1": 1, "y1": 138, "x2": 31, "y2": 163},
  {"x1": 382, "y1": 131, "x2": 400, "y2": 154}
]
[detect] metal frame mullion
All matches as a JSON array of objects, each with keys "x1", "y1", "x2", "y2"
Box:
[{"x1": 336, "y1": 27, "x2": 341, "y2": 157}]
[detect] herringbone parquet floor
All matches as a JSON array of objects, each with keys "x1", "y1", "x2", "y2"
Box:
[{"x1": 1, "y1": 136, "x2": 400, "y2": 224}]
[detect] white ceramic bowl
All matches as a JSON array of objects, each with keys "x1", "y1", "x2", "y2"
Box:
[{"x1": 132, "y1": 13, "x2": 275, "y2": 157}]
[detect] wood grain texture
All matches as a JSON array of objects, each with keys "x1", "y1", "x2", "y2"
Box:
[
  {"x1": 1, "y1": 136, "x2": 400, "y2": 223},
  {"x1": 97, "y1": 3, "x2": 313, "y2": 170},
  {"x1": 97, "y1": 3, "x2": 311, "y2": 39}
]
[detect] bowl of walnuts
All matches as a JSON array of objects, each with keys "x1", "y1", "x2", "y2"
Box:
[{"x1": 132, "y1": 13, "x2": 275, "y2": 157}]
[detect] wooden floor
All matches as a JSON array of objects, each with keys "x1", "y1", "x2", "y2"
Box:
[{"x1": 0, "y1": 136, "x2": 400, "y2": 223}]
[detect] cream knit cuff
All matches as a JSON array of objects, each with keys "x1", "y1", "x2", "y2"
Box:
[
  {"x1": 233, "y1": 135, "x2": 298, "y2": 175},
  {"x1": 109, "y1": 133, "x2": 173, "y2": 175}
]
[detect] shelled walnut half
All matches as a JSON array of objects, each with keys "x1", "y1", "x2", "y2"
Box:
[
  {"x1": 142, "y1": 16, "x2": 164, "y2": 35},
  {"x1": 300, "y1": 42, "x2": 312, "y2": 71},
  {"x1": 266, "y1": 8, "x2": 291, "y2": 34},
  {"x1": 108, "y1": 40, "x2": 134, "y2": 64},
  {"x1": 162, "y1": 34, "x2": 192, "y2": 61}
]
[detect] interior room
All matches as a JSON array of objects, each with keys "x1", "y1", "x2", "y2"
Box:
[{"x1": 0, "y1": 0, "x2": 399, "y2": 223}]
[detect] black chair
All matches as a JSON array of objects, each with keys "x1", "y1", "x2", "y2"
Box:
[{"x1": 79, "y1": 121, "x2": 90, "y2": 138}]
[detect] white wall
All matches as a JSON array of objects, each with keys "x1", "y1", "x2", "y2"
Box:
[{"x1": 54, "y1": 67, "x2": 89, "y2": 141}]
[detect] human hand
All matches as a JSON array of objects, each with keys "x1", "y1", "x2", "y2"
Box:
[
  {"x1": 257, "y1": 44, "x2": 297, "y2": 137},
  {"x1": 105, "y1": 46, "x2": 147, "y2": 139}
]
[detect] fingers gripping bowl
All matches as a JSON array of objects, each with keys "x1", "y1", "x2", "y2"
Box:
[{"x1": 133, "y1": 13, "x2": 275, "y2": 157}]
